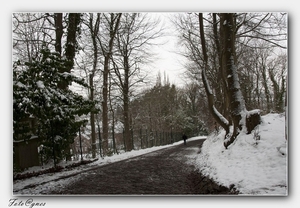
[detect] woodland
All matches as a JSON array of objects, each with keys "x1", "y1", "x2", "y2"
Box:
[{"x1": 13, "y1": 13, "x2": 287, "y2": 166}]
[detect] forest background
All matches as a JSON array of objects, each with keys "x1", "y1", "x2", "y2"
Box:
[
  {"x1": 2, "y1": 0, "x2": 297, "y2": 208},
  {"x1": 12, "y1": 11, "x2": 287, "y2": 162}
]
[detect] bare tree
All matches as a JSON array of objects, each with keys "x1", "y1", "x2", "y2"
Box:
[
  {"x1": 13, "y1": 13, "x2": 55, "y2": 63},
  {"x1": 173, "y1": 12, "x2": 287, "y2": 148},
  {"x1": 219, "y1": 13, "x2": 247, "y2": 147},
  {"x1": 78, "y1": 13, "x2": 102, "y2": 158},
  {"x1": 111, "y1": 13, "x2": 163, "y2": 151},
  {"x1": 199, "y1": 13, "x2": 230, "y2": 134},
  {"x1": 236, "y1": 13, "x2": 287, "y2": 50},
  {"x1": 98, "y1": 13, "x2": 122, "y2": 156},
  {"x1": 267, "y1": 53, "x2": 287, "y2": 113}
]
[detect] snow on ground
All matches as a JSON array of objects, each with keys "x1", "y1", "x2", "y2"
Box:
[
  {"x1": 13, "y1": 136, "x2": 205, "y2": 195},
  {"x1": 13, "y1": 113, "x2": 287, "y2": 196},
  {"x1": 195, "y1": 113, "x2": 287, "y2": 195}
]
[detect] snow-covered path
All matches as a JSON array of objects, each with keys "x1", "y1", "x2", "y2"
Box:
[
  {"x1": 13, "y1": 114, "x2": 288, "y2": 196},
  {"x1": 13, "y1": 136, "x2": 206, "y2": 195},
  {"x1": 13, "y1": 113, "x2": 288, "y2": 196},
  {"x1": 45, "y1": 139, "x2": 208, "y2": 195}
]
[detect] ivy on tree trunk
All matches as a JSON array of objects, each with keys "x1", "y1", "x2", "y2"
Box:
[{"x1": 199, "y1": 13, "x2": 261, "y2": 149}]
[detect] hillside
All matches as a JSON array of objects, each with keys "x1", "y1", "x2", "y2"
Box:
[{"x1": 195, "y1": 113, "x2": 287, "y2": 195}]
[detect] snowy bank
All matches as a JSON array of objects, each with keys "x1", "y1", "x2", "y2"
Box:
[{"x1": 195, "y1": 113, "x2": 287, "y2": 195}]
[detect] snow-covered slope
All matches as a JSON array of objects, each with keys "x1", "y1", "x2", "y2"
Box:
[{"x1": 195, "y1": 113, "x2": 287, "y2": 195}]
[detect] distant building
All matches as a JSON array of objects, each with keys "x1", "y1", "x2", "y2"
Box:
[{"x1": 71, "y1": 134, "x2": 92, "y2": 155}]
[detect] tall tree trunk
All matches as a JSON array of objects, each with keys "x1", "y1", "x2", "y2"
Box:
[
  {"x1": 198, "y1": 13, "x2": 230, "y2": 134},
  {"x1": 65, "y1": 13, "x2": 81, "y2": 160},
  {"x1": 89, "y1": 13, "x2": 100, "y2": 158},
  {"x1": 89, "y1": 74, "x2": 96, "y2": 158},
  {"x1": 54, "y1": 13, "x2": 81, "y2": 160},
  {"x1": 123, "y1": 55, "x2": 132, "y2": 151},
  {"x1": 261, "y1": 65, "x2": 271, "y2": 112},
  {"x1": 65, "y1": 13, "x2": 81, "y2": 71},
  {"x1": 108, "y1": 72, "x2": 118, "y2": 154},
  {"x1": 199, "y1": 13, "x2": 261, "y2": 149},
  {"x1": 57, "y1": 13, "x2": 81, "y2": 90},
  {"x1": 285, "y1": 74, "x2": 288, "y2": 140},
  {"x1": 54, "y1": 13, "x2": 63, "y2": 56},
  {"x1": 102, "y1": 13, "x2": 122, "y2": 156},
  {"x1": 268, "y1": 66, "x2": 285, "y2": 112},
  {"x1": 102, "y1": 56, "x2": 109, "y2": 156},
  {"x1": 220, "y1": 13, "x2": 246, "y2": 148},
  {"x1": 213, "y1": 13, "x2": 230, "y2": 123},
  {"x1": 255, "y1": 65, "x2": 261, "y2": 109}
]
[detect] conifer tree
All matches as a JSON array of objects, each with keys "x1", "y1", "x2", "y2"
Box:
[{"x1": 13, "y1": 47, "x2": 95, "y2": 165}]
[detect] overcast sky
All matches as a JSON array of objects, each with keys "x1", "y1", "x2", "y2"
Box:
[{"x1": 147, "y1": 13, "x2": 187, "y2": 87}]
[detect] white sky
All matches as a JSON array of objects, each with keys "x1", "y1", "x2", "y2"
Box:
[{"x1": 146, "y1": 12, "x2": 188, "y2": 87}]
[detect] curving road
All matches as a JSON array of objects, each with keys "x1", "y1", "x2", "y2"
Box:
[{"x1": 49, "y1": 139, "x2": 237, "y2": 195}]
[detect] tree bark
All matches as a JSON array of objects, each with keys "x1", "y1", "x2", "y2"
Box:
[
  {"x1": 65, "y1": 13, "x2": 81, "y2": 69},
  {"x1": 198, "y1": 13, "x2": 230, "y2": 134},
  {"x1": 108, "y1": 75, "x2": 118, "y2": 154},
  {"x1": 53, "y1": 13, "x2": 81, "y2": 160},
  {"x1": 220, "y1": 13, "x2": 247, "y2": 148},
  {"x1": 285, "y1": 74, "x2": 288, "y2": 140},
  {"x1": 54, "y1": 13, "x2": 63, "y2": 56},
  {"x1": 261, "y1": 64, "x2": 271, "y2": 112},
  {"x1": 57, "y1": 13, "x2": 81, "y2": 90},
  {"x1": 102, "y1": 56, "x2": 109, "y2": 155},
  {"x1": 123, "y1": 55, "x2": 133, "y2": 151},
  {"x1": 213, "y1": 13, "x2": 230, "y2": 122},
  {"x1": 268, "y1": 65, "x2": 285, "y2": 113},
  {"x1": 89, "y1": 74, "x2": 96, "y2": 158},
  {"x1": 102, "y1": 13, "x2": 122, "y2": 156},
  {"x1": 88, "y1": 13, "x2": 100, "y2": 158}
]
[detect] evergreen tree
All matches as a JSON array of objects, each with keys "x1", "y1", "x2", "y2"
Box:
[{"x1": 13, "y1": 47, "x2": 96, "y2": 166}]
